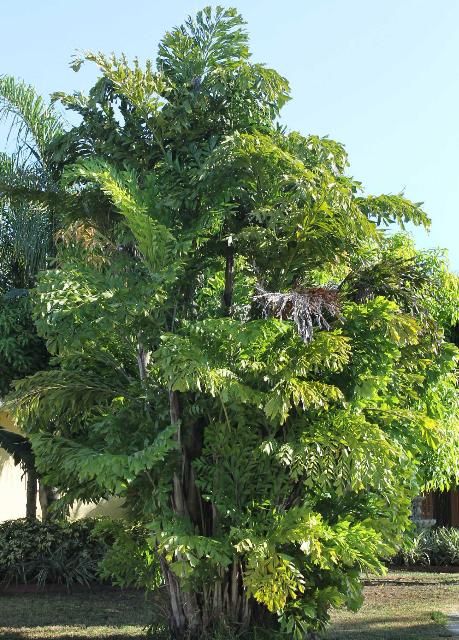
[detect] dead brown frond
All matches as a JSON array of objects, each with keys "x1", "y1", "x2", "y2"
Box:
[
  {"x1": 254, "y1": 284, "x2": 341, "y2": 341},
  {"x1": 55, "y1": 221, "x2": 114, "y2": 267}
]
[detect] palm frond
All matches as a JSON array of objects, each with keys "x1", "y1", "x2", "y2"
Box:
[
  {"x1": 0, "y1": 75, "x2": 64, "y2": 166},
  {"x1": 157, "y1": 6, "x2": 250, "y2": 82},
  {"x1": 0, "y1": 153, "x2": 67, "y2": 290},
  {"x1": 0, "y1": 427, "x2": 35, "y2": 470},
  {"x1": 356, "y1": 194, "x2": 430, "y2": 230},
  {"x1": 341, "y1": 256, "x2": 433, "y2": 312},
  {"x1": 0, "y1": 204, "x2": 52, "y2": 288}
]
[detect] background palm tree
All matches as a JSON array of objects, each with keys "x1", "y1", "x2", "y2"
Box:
[
  {"x1": 0, "y1": 75, "x2": 64, "y2": 291},
  {"x1": 0, "y1": 76, "x2": 64, "y2": 518}
]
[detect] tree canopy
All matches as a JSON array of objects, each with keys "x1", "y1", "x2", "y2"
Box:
[{"x1": 3, "y1": 6, "x2": 459, "y2": 639}]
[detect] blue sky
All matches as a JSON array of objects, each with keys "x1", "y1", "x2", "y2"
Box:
[{"x1": 1, "y1": 0, "x2": 458, "y2": 269}]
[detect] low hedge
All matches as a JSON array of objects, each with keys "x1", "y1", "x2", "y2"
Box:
[
  {"x1": 0, "y1": 518, "x2": 112, "y2": 588},
  {"x1": 393, "y1": 526, "x2": 459, "y2": 567}
]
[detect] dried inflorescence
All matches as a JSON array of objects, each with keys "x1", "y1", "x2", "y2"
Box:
[{"x1": 255, "y1": 285, "x2": 341, "y2": 341}]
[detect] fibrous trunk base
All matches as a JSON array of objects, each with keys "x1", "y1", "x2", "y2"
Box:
[{"x1": 162, "y1": 559, "x2": 273, "y2": 639}]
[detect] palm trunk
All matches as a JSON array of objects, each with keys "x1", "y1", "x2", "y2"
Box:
[
  {"x1": 163, "y1": 256, "x2": 266, "y2": 636},
  {"x1": 39, "y1": 482, "x2": 59, "y2": 521},
  {"x1": 136, "y1": 338, "x2": 151, "y2": 383},
  {"x1": 163, "y1": 554, "x2": 259, "y2": 638},
  {"x1": 26, "y1": 466, "x2": 38, "y2": 520},
  {"x1": 165, "y1": 390, "x2": 202, "y2": 636},
  {"x1": 163, "y1": 390, "x2": 269, "y2": 638},
  {"x1": 223, "y1": 246, "x2": 234, "y2": 314}
]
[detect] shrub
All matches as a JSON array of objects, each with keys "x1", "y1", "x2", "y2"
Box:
[
  {"x1": 0, "y1": 518, "x2": 111, "y2": 588},
  {"x1": 95, "y1": 519, "x2": 162, "y2": 591},
  {"x1": 393, "y1": 527, "x2": 459, "y2": 567}
]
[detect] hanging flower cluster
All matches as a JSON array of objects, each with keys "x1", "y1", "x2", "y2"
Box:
[{"x1": 254, "y1": 285, "x2": 341, "y2": 342}]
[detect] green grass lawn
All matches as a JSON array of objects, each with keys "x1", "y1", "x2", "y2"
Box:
[
  {"x1": 325, "y1": 571, "x2": 459, "y2": 639},
  {"x1": 0, "y1": 573, "x2": 458, "y2": 639},
  {"x1": 0, "y1": 587, "x2": 154, "y2": 639}
]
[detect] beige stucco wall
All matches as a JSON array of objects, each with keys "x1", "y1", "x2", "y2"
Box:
[
  {"x1": 0, "y1": 447, "x2": 29, "y2": 520},
  {"x1": 0, "y1": 408, "x2": 125, "y2": 522},
  {"x1": 0, "y1": 408, "x2": 30, "y2": 520}
]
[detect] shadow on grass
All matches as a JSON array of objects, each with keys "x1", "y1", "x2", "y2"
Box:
[
  {"x1": 0, "y1": 634, "x2": 148, "y2": 640},
  {"x1": 0, "y1": 589, "x2": 161, "y2": 633},
  {"x1": 325, "y1": 615, "x2": 448, "y2": 639},
  {"x1": 364, "y1": 578, "x2": 459, "y2": 587}
]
